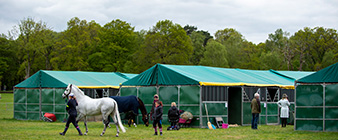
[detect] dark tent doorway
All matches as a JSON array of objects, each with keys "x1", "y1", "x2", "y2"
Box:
[{"x1": 228, "y1": 87, "x2": 242, "y2": 125}]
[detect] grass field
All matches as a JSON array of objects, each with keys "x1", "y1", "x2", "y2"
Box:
[{"x1": 1, "y1": 92, "x2": 338, "y2": 140}]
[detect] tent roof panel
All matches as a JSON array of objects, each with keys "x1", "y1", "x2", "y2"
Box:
[
  {"x1": 296, "y1": 62, "x2": 338, "y2": 83},
  {"x1": 15, "y1": 70, "x2": 132, "y2": 88},
  {"x1": 122, "y1": 64, "x2": 313, "y2": 88}
]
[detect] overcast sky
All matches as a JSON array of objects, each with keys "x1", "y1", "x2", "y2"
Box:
[{"x1": 0, "y1": 0, "x2": 337, "y2": 44}]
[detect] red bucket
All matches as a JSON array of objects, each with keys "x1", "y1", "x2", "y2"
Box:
[{"x1": 222, "y1": 123, "x2": 228, "y2": 129}]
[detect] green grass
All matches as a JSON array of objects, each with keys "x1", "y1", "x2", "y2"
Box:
[{"x1": 1, "y1": 93, "x2": 338, "y2": 140}]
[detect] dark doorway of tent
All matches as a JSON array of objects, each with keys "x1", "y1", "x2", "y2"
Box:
[{"x1": 228, "y1": 87, "x2": 242, "y2": 125}]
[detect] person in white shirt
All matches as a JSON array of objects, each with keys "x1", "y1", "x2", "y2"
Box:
[{"x1": 277, "y1": 94, "x2": 290, "y2": 127}]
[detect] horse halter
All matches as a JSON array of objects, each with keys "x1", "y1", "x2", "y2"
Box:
[{"x1": 62, "y1": 84, "x2": 72, "y2": 99}]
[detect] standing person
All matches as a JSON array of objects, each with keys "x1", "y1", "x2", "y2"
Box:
[
  {"x1": 251, "y1": 93, "x2": 261, "y2": 130},
  {"x1": 59, "y1": 93, "x2": 83, "y2": 136},
  {"x1": 168, "y1": 102, "x2": 180, "y2": 130},
  {"x1": 152, "y1": 100, "x2": 163, "y2": 136},
  {"x1": 150, "y1": 94, "x2": 160, "y2": 121},
  {"x1": 277, "y1": 94, "x2": 290, "y2": 127}
]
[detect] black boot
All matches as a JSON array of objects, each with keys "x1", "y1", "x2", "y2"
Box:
[
  {"x1": 59, "y1": 127, "x2": 68, "y2": 135},
  {"x1": 76, "y1": 127, "x2": 83, "y2": 136},
  {"x1": 160, "y1": 132, "x2": 163, "y2": 136},
  {"x1": 154, "y1": 132, "x2": 158, "y2": 135}
]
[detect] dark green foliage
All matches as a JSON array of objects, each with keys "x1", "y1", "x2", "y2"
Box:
[{"x1": 1, "y1": 17, "x2": 338, "y2": 89}]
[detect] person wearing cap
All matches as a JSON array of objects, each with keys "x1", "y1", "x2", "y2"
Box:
[
  {"x1": 150, "y1": 94, "x2": 160, "y2": 121},
  {"x1": 59, "y1": 93, "x2": 83, "y2": 136},
  {"x1": 251, "y1": 93, "x2": 261, "y2": 129},
  {"x1": 277, "y1": 94, "x2": 290, "y2": 127}
]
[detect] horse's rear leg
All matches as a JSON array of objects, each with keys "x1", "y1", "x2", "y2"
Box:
[{"x1": 112, "y1": 115, "x2": 120, "y2": 137}]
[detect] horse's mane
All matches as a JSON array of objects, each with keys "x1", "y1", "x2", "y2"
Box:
[
  {"x1": 71, "y1": 84, "x2": 85, "y2": 96},
  {"x1": 137, "y1": 97, "x2": 147, "y2": 114}
]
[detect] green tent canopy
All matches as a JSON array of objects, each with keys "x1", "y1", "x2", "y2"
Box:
[
  {"x1": 296, "y1": 62, "x2": 338, "y2": 83},
  {"x1": 15, "y1": 70, "x2": 137, "y2": 89},
  {"x1": 122, "y1": 64, "x2": 313, "y2": 89}
]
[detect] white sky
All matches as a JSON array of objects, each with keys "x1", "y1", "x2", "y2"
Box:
[{"x1": 0, "y1": 0, "x2": 337, "y2": 44}]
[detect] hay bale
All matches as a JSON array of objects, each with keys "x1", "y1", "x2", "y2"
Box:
[{"x1": 180, "y1": 111, "x2": 193, "y2": 120}]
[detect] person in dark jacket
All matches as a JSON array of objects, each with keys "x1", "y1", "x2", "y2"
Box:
[
  {"x1": 152, "y1": 100, "x2": 163, "y2": 136},
  {"x1": 167, "y1": 102, "x2": 180, "y2": 130},
  {"x1": 59, "y1": 93, "x2": 83, "y2": 136},
  {"x1": 150, "y1": 94, "x2": 159, "y2": 121}
]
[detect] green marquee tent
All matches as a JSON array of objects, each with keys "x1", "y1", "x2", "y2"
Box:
[
  {"x1": 121, "y1": 64, "x2": 313, "y2": 128},
  {"x1": 14, "y1": 70, "x2": 137, "y2": 121},
  {"x1": 295, "y1": 62, "x2": 338, "y2": 131}
]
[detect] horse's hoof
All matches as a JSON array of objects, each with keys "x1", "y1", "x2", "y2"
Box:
[
  {"x1": 100, "y1": 134, "x2": 103, "y2": 136},
  {"x1": 116, "y1": 134, "x2": 119, "y2": 137},
  {"x1": 84, "y1": 133, "x2": 87, "y2": 135}
]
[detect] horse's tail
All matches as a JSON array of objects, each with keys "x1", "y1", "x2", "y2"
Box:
[{"x1": 114, "y1": 101, "x2": 126, "y2": 133}]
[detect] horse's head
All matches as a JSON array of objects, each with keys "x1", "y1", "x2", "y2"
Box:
[
  {"x1": 62, "y1": 84, "x2": 72, "y2": 99},
  {"x1": 142, "y1": 113, "x2": 150, "y2": 127}
]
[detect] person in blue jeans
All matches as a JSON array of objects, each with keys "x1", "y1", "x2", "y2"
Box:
[
  {"x1": 251, "y1": 93, "x2": 261, "y2": 129},
  {"x1": 59, "y1": 93, "x2": 83, "y2": 136}
]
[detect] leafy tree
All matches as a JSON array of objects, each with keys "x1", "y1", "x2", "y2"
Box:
[
  {"x1": 135, "y1": 20, "x2": 193, "y2": 71},
  {"x1": 94, "y1": 19, "x2": 137, "y2": 72},
  {"x1": 200, "y1": 40, "x2": 229, "y2": 67},
  {"x1": 197, "y1": 30, "x2": 213, "y2": 47},
  {"x1": 15, "y1": 17, "x2": 50, "y2": 79},
  {"x1": 183, "y1": 25, "x2": 197, "y2": 36},
  {"x1": 290, "y1": 27, "x2": 313, "y2": 71},
  {"x1": 51, "y1": 17, "x2": 101, "y2": 71},
  {"x1": 308, "y1": 27, "x2": 338, "y2": 70},
  {"x1": 266, "y1": 29, "x2": 295, "y2": 70},
  {"x1": 259, "y1": 51, "x2": 283, "y2": 70},
  {"x1": 0, "y1": 34, "x2": 20, "y2": 89},
  {"x1": 215, "y1": 28, "x2": 244, "y2": 68},
  {"x1": 239, "y1": 41, "x2": 261, "y2": 69},
  {"x1": 189, "y1": 31, "x2": 205, "y2": 65}
]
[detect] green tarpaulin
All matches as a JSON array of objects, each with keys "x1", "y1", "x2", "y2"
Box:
[
  {"x1": 123, "y1": 64, "x2": 313, "y2": 89},
  {"x1": 296, "y1": 62, "x2": 338, "y2": 83},
  {"x1": 15, "y1": 70, "x2": 137, "y2": 89}
]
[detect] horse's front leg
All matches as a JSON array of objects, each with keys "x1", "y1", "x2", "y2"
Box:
[
  {"x1": 83, "y1": 116, "x2": 88, "y2": 135},
  {"x1": 77, "y1": 114, "x2": 88, "y2": 135}
]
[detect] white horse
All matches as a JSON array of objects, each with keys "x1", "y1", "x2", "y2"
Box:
[{"x1": 62, "y1": 84, "x2": 126, "y2": 137}]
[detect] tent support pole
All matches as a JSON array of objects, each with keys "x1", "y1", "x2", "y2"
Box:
[{"x1": 199, "y1": 85, "x2": 202, "y2": 128}]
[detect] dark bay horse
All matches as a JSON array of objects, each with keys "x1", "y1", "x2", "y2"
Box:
[{"x1": 109, "y1": 95, "x2": 149, "y2": 127}]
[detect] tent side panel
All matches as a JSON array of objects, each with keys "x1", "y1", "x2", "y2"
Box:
[
  {"x1": 138, "y1": 87, "x2": 157, "y2": 105},
  {"x1": 325, "y1": 120, "x2": 338, "y2": 132},
  {"x1": 325, "y1": 84, "x2": 338, "y2": 106},
  {"x1": 296, "y1": 85, "x2": 324, "y2": 131},
  {"x1": 296, "y1": 120, "x2": 323, "y2": 131},
  {"x1": 325, "y1": 84, "x2": 338, "y2": 131},
  {"x1": 159, "y1": 86, "x2": 178, "y2": 104},
  {"x1": 14, "y1": 89, "x2": 27, "y2": 120},
  {"x1": 180, "y1": 86, "x2": 200, "y2": 127},
  {"x1": 159, "y1": 86, "x2": 178, "y2": 125},
  {"x1": 242, "y1": 102, "x2": 251, "y2": 125},
  {"x1": 296, "y1": 85, "x2": 323, "y2": 106},
  {"x1": 26, "y1": 89, "x2": 40, "y2": 120},
  {"x1": 120, "y1": 87, "x2": 137, "y2": 96},
  {"x1": 267, "y1": 103, "x2": 278, "y2": 124},
  {"x1": 138, "y1": 87, "x2": 157, "y2": 124}
]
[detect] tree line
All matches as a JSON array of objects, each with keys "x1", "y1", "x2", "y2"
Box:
[{"x1": 1, "y1": 17, "x2": 337, "y2": 89}]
